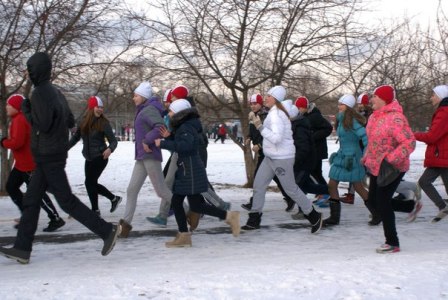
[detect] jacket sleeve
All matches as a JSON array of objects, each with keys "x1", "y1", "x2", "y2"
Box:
[
  {"x1": 1, "y1": 117, "x2": 28, "y2": 150},
  {"x1": 312, "y1": 115, "x2": 333, "y2": 141},
  {"x1": 68, "y1": 126, "x2": 81, "y2": 150},
  {"x1": 293, "y1": 124, "x2": 312, "y2": 166},
  {"x1": 104, "y1": 122, "x2": 118, "y2": 152},
  {"x1": 353, "y1": 121, "x2": 368, "y2": 150},
  {"x1": 261, "y1": 111, "x2": 285, "y2": 144},
  {"x1": 414, "y1": 110, "x2": 448, "y2": 145},
  {"x1": 386, "y1": 114, "x2": 416, "y2": 166}
]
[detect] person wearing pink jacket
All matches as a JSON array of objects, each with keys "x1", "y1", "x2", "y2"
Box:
[{"x1": 362, "y1": 85, "x2": 416, "y2": 254}]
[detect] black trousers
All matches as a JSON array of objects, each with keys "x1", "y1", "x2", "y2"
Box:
[
  {"x1": 310, "y1": 159, "x2": 327, "y2": 185},
  {"x1": 171, "y1": 194, "x2": 226, "y2": 232},
  {"x1": 368, "y1": 172, "x2": 405, "y2": 247},
  {"x1": 6, "y1": 167, "x2": 60, "y2": 221},
  {"x1": 14, "y1": 160, "x2": 112, "y2": 251},
  {"x1": 84, "y1": 156, "x2": 115, "y2": 211}
]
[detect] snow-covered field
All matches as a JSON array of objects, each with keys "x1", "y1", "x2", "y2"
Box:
[{"x1": 0, "y1": 139, "x2": 447, "y2": 300}]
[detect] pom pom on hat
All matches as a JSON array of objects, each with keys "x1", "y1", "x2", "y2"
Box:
[
  {"x1": 171, "y1": 85, "x2": 189, "y2": 100},
  {"x1": 357, "y1": 93, "x2": 369, "y2": 105},
  {"x1": 294, "y1": 96, "x2": 309, "y2": 109},
  {"x1": 373, "y1": 85, "x2": 395, "y2": 104},
  {"x1": 134, "y1": 81, "x2": 152, "y2": 99},
  {"x1": 338, "y1": 94, "x2": 356, "y2": 108},
  {"x1": 7, "y1": 94, "x2": 25, "y2": 111},
  {"x1": 169, "y1": 99, "x2": 191, "y2": 114},
  {"x1": 87, "y1": 96, "x2": 104, "y2": 110},
  {"x1": 267, "y1": 85, "x2": 286, "y2": 102},
  {"x1": 163, "y1": 89, "x2": 172, "y2": 103},
  {"x1": 433, "y1": 85, "x2": 448, "y2": 100},
  {"x1": 249, "y1": 94, "x2": 263, "y2": 105}
]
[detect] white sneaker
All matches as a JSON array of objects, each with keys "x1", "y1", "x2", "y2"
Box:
[
  {"x1": 406, "y1": 201, "x2": 422, "y2": 222},
  {"x1": 431, "y1": 207, "x2": 448, "y2": 223}
]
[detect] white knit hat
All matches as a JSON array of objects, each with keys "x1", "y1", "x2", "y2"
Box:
[
  {"x1": 338, "y1": 94, "x2": 356, "y2": 108},
  {"x1": 134, "y1": 81, "x2": 152, "y2": 99},
  {"x1": 169, "y1": 99, "x2": 191, "y2": 113},
  {"x1": 281, "y1": 99, "x2": 293, "y2": 116},
  {"x1": 289, "y1": 105, "x2": 299, "y2": 119},
  {"x1": 267, "y1": 85, "x2": 286, "y2": 102},
  {"x1": 433, "y1": 85, "x2": 448, "y2": 100}
]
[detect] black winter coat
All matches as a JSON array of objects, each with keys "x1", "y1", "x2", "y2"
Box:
[
  {"x1": 68, "y1": 118, "x2": 118, "y2": 161},
  {"x1": 160, "y1": 108, "x2": 208, "y2": 195},
  {"x1": 291, "y1": 115, "x2": 316, "y2": 172},
  {"x1": 22, "y1": 52, "x2": 75, "y2": 163},
  {"x1": 304, "y1": 104, "x2": 333, "y2": 160}
]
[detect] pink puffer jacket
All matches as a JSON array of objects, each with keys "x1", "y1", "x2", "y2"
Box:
[{"x1": 362, "y1": 100, "x2": 416, "y2": 176}]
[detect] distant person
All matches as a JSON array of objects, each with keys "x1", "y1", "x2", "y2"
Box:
[
  {"x1": 0, "y1": 52, "x2": 120, "y2": 264},
  {"x1": 214, "y1": 124, "x2": 227, "y2": 143},
  {"x1": 69, "y1": 96, "x2": 121, "y2": 216},
  {"x1": 414, "y1": 85, "x2": 448, "y2": 223},
  {"x1": 1, "y1": 94, "x2": 65, "y2": 232}
]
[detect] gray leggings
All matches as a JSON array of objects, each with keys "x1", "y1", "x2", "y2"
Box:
[
  {"x1": 418, "y1": 167, "x2": 448, "y2": 210},
  {"x1": 252, "y1": 157, "x2": 312, "y2": 214}
]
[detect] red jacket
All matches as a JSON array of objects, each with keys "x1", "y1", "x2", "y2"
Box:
[
  {"x1": 415, "y1": 100, "x2": 448, "y2": 168},
  {"x1": 2, "y1": 112, "x2": 35, "y2": 172}
]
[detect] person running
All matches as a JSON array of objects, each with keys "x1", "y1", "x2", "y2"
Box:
[
  {"x1": 2, "y1": 94, "x2": 65, "y2": 232},
  {"x1": 119, "y1": 81, "x2": 173, "y2": 238},
  {"x1": 414, "y1": 84, "x2": 448, "y2": 223},
  {"x1": 0, "y1": 52, "x2": 120, "y2": 264},
  {"x1": 362, "y1": 85, "x2": 416, "y2": 253},
  {"x1": 155, "y1": 99, "x2": 240, "y2": 247},
  {"x1": 69, "y1": 95, "x2": 121, "y2": 216},
  {"x1": 241, "y1": 86, "x2": 322, "y2": 233}
]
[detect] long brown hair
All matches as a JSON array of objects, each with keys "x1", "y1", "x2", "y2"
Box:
[
  {"x1": 275, "y1": 101, "x2": 290, "y2": 118},
  {"x1": 336, "y1": 106, "x2": 366, "y2": 130},
  {"x1": 80, "y1": 109, "x2": 109, "y2": 135}
]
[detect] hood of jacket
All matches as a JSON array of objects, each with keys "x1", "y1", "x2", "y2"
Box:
[
  {"x1": 170, "y1": 107, "x2": 202, "y2": 132},
  {"x1": 26, "y1": 52, "x2": 52, "y2": 86}
]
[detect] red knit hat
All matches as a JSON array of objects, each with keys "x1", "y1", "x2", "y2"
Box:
[
  {"x1": 373, "y1": 85, "x2": 395, "y2": 104},
  {"x1": 163, "y1": 89, "x2": 173, "y2": 103},
  {"x1": 171, "y1": 85, "x2": 189, "y2": 100},
  {"x1": 7, "y1": 94, "x2": 25, "y2": 111},
  {"x1": 87, "y1": 96, "x2": 104, "y2": 110},
  {"x1": 294, "y1": 96, "x2": 309, "y2": 109},
  {"x1": 357, "y1": 93, "x2": 369, "y2": 105},
  {"x1": 249, "y1": 94, "x2": 263, "y2": 105}
]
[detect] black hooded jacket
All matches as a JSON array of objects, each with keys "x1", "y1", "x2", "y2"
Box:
[{"x1": 22, "y1": 52, "x2": 75, "y2": 163}]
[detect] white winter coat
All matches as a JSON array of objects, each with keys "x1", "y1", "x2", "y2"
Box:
[{"x1": 260, "y1": 105, "x2": 295, "y2": 159}]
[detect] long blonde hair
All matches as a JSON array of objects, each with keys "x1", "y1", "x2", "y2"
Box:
[{"x1": 80, "y1": 109, "x2": 109, "y2": 135}]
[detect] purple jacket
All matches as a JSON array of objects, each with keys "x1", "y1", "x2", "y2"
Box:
[{"x1": 134, "y1": 97, "x2": 165, "y2": 161}]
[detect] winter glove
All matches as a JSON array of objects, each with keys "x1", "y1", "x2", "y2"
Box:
[
  {"x1": 252, "y1": 144, "x2": 260, "y2": 153},
  {"x1": 329, "y1": 152, "x2": 337, "y2": 165}
]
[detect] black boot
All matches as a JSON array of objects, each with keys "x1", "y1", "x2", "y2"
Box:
[
  {"x1": 284, "y1": 197, "x2": 295, "y2": 212},
  {"x1": 323, "y1": 199, "x2": 341, "y2": 226},
  {"x1": 241, "y1": 197, "x2": 253, "y2": 211},
  {"x1": 241, "y1": 212, "x2": 262, "y2": 230},
  {"x1": 364, "y1": 200, "x2": 382, "y2": 226},
  {"x1": 304, "y1": 208, "x2": 323, "y2": 234}
]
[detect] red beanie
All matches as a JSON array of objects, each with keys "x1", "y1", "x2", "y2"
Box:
[
  {"x1": 171, "y1": 85, "x2": 189, "y2": 100},
  {"x1": 357, "y1": 93, "x2": 369, "y2": 105},
  {"x1": 7, "y1": 94, "x2": 25, "y2": 111},
  {"x1": 249, "y1": 94, "x2": 263, "y2": 105},
  {"x1": 87, "y1": 96, "x2": 104, "y2": 110},
  {"x1": 294, "y1": 96, "x2": 309, "y2": 109},
  {"x1": 163, "y1": 89, "x2": 173, "y2": 103},
  {"x1": 373, "y1": 85, "x2": 395, "y2": 104}
]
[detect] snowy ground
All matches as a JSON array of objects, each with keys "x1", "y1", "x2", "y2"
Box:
[{"x1": 0, "y1": 139, "x2": 448, "y2": 300}]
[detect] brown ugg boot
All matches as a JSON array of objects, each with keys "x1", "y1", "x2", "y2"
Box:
[
  {"x1": 165, "y1": 232, "x2": 192, "y2": 248},
  {"x1": 118, "y1": 219, "x2": 132, "y2": 238},
  {"x1": 225, "y1": 211, "x2": 241, "y2": 237},
  {"x1": 187, "y1": 211, "x2": 201, "y2": 231}
]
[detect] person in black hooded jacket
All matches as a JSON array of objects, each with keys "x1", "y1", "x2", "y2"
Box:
[
  {"x1": 155, "y1": 99, "x2": 240, "y2": 247},
  {"x1": 0, "y1": 52, "x2": 120, "y2": 264}
]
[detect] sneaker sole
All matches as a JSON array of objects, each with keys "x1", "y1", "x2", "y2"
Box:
[{"x1": 165, "y1": 243, "x2": 192, "y2": 248}]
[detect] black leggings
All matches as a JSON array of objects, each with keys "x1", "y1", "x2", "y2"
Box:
[
  {"x1": 84, "y1": 156, "x2": 115, "y2": 211},
  {"x1": 6, "y1": 167, "x2": 60, "y2": 221},
  {"x1": 171, "y1": 194, "x2": 226, "y2": 232}
]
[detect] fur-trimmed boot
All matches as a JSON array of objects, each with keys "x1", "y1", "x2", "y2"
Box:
[
  {"x1": 225, "y1": 211, "x2": 241, "y2": 237},
  {"x1": 364, "y1": 200, "x2": 382, "y2": 226},
  {"x1": 241, "y1": 212, "x2": 262, "y2": 230},
  {"x1": 323, "y1": 199, "x2": 341, "y2": 226},
  {"x1": 304, "y1": 207, "x2": 323, "y2": 234},
  {"x1": 165, "y1": 232, "x2": 192, "y2": 248}
]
